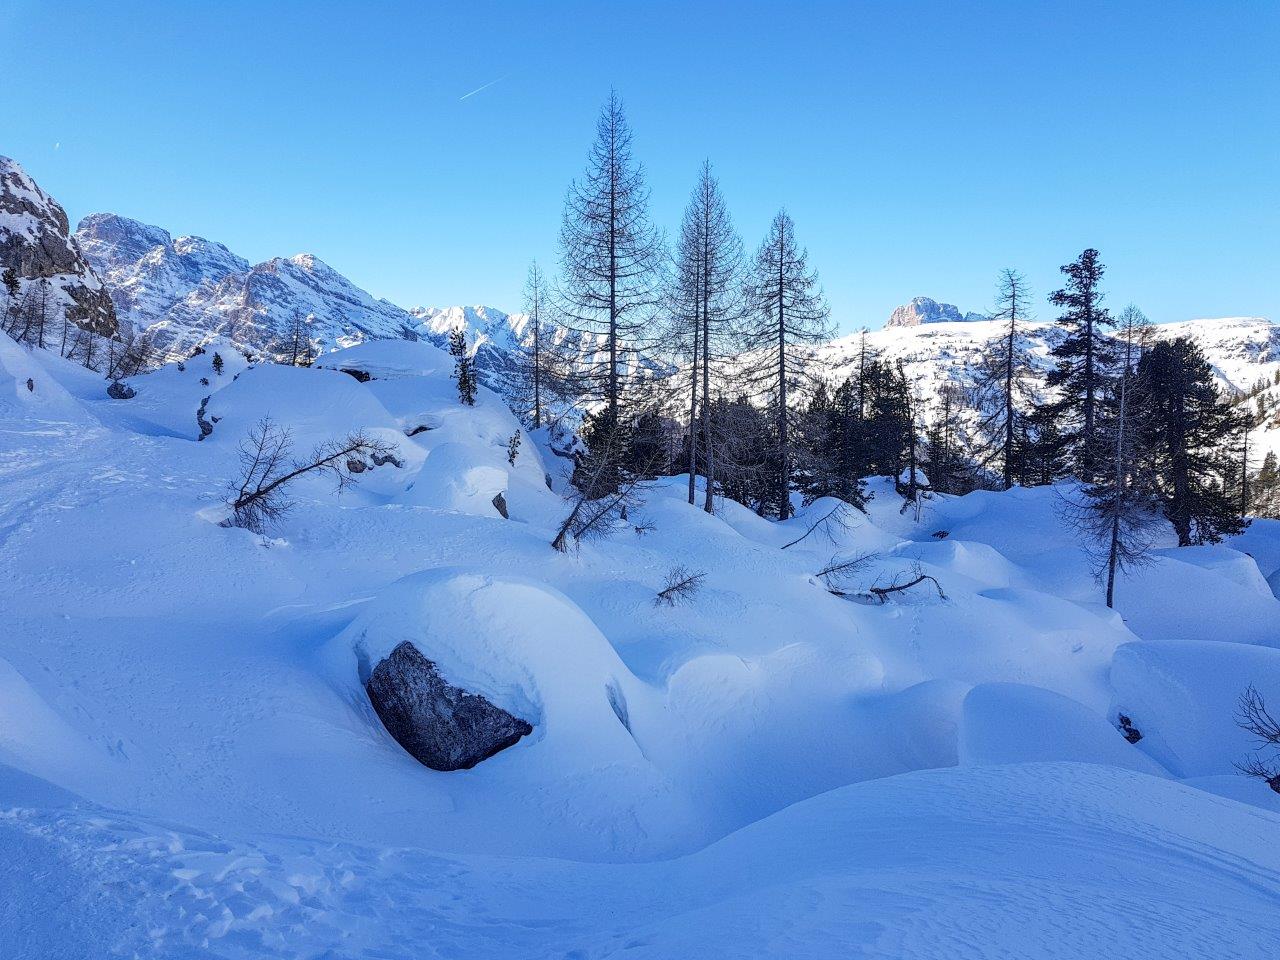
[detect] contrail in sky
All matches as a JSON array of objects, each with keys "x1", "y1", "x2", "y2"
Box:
[{"x1": 459, "y1": 76, "x2": 506, "y2": 102}]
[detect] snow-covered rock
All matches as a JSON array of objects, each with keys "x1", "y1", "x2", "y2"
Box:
[
  {"x1": 0, "y1": 156, "x2": 117, "y2": 337},
  {"x1": 76, "y1": 212, "x2": 250, "y2": 331},
  {"x1": 365, "y1": 641, "x2": 534, "y2": 770},
  {"x1": 885, "y1": 296, "x2": 985, "y2": 328}
]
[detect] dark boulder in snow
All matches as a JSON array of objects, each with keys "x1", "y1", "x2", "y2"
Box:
[
  {"x1": 106, "y1": 380, "x2": 136, "y2": 400},
  {"x1": 366, "y1": 641, "x2": 532, "y2": 771},
  {"x1": 492, "y1": 492, "x2": 509, "y2": 519}
]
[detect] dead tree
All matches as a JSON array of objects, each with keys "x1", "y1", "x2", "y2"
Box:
[
  {"x1": 1235, "y1": 685, "x2": 1280, "y2": 793},
  {"x1": 226, "y1": 417, "x2": 399, "y2": 533},
  {"x1": 654, "y1": 564, "x2": 706, "y2": 606}
]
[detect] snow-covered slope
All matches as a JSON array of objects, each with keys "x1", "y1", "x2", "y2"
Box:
[
  {"x1": 2, "y1": 331, "x2": 1279, "y2": 956},
  {"x1": 0, "y1": 156, "x2": 117, "y2": 337}
]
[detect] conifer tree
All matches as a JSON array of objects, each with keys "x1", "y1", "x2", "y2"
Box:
[
  {"x1": 512, "y1": 261, "x2": 568, "y2": 429},
  {"x1": 741, "y1": 211, "x2": 832, "y2": 519},
  {"x1": 449, "y1": 328, "x2": 477, "y2": 405},
  {"x1": 973, "y1": 268, "x2": 1035, "y2": 489},
  {"x1": 1073, "y1": 305, "x2": 1162, "y2": 608},
  {"x1": 670, "y1": 161, "x2": 745, "y2": 513},
  {"x1": 558, "y1": 92, "x2": 665, "y2": 425},
  {"x1": 1140, "y1": 336, "x2": 1248, "y2": 545},
  {"x1": 1045, "y1": 248, "x2": 1114, "y2": 480},
  {"x1": 212, "y1": 351, "x2": 224, "y2": 376}
]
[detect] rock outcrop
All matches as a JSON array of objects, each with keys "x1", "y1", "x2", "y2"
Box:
[
  {"x1": 0, "y1": 156, "x2": 118, "y2": 338},
  {"x1": 886, "y1": 297, "x2": 985, "y2": 328},
  {"x1": 76, "y1": 212, "x2": 249, "y2": 332},
  {"x1": 366, "y1": 641, "x2": 532, "y2": 771}
]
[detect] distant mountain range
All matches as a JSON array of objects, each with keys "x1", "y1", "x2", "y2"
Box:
[{"x1": 4, "y1": 154, "x2": 1278, "y2": 449}]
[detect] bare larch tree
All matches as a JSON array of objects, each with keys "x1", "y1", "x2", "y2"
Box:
[
  {"x1": 742, "y1": 210, "x2": 832, "y2": 520},
  {"x1": 558, "y1": 91, "x2": 665, "y2": 425}
]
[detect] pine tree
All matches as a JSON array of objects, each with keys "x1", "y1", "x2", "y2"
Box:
[
  {"x1": 925, "y1": 382, "x2": 972, "y2": 495},
  {"x1": 671, "y1": 161, "x2": 745, "y2": 513},
  {"x1": 741, "y1": 211, "x2": 832, "y2": 520},
  {"x1": 1045, "y1": 248, "x2": 1114, "y2": 480},
  {"x1": 212, "y1": 351, "x2": 225, "y2": 376},
  {"x1": 1250, "y1": 451, "x2": 1280, "y2": 519},
  {"x1": 972, "y1": 268, "x2": 1035, "y2": 489},
  {"x1": 1141, "y1": 336, "x2": 1249, "y2": 545},
  {"x1": 449, "y1": 328, "x2": 476, "y2": 405},
  {"x1": 558, "y1": 92, "x2": 665, "y2": 425}
]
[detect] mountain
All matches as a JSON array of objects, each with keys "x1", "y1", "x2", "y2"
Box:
[
  {"x1": 77, "y1": 212, "x2": 250, "y2": 331},
  {"x1": 0, "y1": 156, "x2": 117, "y2": 338},
  {"x1": 886, "y1": 296, "x2": 986, "y2": 328},
  {"x1": 27, "y1": 163, "x2": 1273, "y2": 429}
]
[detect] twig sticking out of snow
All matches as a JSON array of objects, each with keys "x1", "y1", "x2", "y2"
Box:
[
  {"x1": 781, "y1": 503, "x2": 857, "y2": 551},
  {"x1": 654, "y1": 565, "x2": 706, "y2": 607}
]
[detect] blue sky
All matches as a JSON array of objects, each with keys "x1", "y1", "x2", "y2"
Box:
[{"x1": 3, "y1": 1, "x2": 1276, "y2": 332}]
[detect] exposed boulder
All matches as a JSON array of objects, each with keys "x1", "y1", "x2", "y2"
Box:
[
  {"x1": 106, "y1": 380, "x2": 136, "y2": 400},
  {"x1": 492, "y1": 492, "x2": 509, "y2": 519},
  {"x1": 366, "y1": 641, "x2": 532, "y2": 771}
]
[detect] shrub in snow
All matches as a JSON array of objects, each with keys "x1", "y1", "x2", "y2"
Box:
[
  {"x1": 225, "y1": 416, "x2": 399, "y2": 533},
  {"x1": 654, "y1": 565, "x2": 705, "y2": 607},
  {"x1": 1235, "y1": 685, "x2": 1280, "y2": 793},
  {"x1": 366, "y1": 641, "x2": 533, "y2": 771}
]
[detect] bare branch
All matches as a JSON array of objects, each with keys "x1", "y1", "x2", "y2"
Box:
[
  {"x1": 654, "y1": 564, "x2": 706, "y2": 607},
  {"x1": 225, "y1": 417, "x2": 400, "y2": 533}
]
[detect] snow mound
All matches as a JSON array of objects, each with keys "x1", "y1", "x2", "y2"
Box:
[
  {"x1": 1111, "y1": 640, "x2": 1280, "y2": 778},
  {"x1": 0, "y1": 331, "x2": 96, "y2": 427},
  {"x1": 960, "y1": 682, "x2": 1167, "y2": 774}
]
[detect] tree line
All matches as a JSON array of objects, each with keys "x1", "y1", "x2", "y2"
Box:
[{"x1": 503, "y1": 93, "x2": 1254, "y2": 592}]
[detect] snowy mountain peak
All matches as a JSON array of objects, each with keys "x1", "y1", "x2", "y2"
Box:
[
  {"x1": 76, "y1": 212, "x2": 250, "y2": 333},
  {"x1": 0, "y1": 156, "x2": 118, "y2": 337},
  {"x1": 887, "y1": 296, "x2": 985, "y2": 328}
]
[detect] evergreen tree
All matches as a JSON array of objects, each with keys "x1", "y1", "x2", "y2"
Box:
[
  {"x1": 1250, "y1": 451, "x2": 1280, "y2": 519},
  {"x1": 1140, "y1": 336, "x2": 1249, "y2": 545},
  {"x1": 212, "y1": 351, "x2": 224, "y2": 376},
  {"x1": 1045, "y1": 248, "x2": 1114, "y2": 479},
  {"x1": 558, "y1": 92, "x2": 665, "y2": 425},
  {"x1": 925, "y1": 382, "x2": 972, "y2": 495},
  {"x1": 449, "y1": 328, "x2": 477, "y2": 405},
  {"x1": 711, "y1": 394, "x2": 776, "y2": 514},
  {"x1": 741, "y1": 211, "x2": 832, "y2": 519}
]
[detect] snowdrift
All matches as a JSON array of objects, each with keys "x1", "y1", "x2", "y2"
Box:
[{"x1": 3, "y1": 333, "x2": 1280, "y2": 956}]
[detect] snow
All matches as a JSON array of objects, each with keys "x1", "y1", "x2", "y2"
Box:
[{"x1": 3, "y1": 329, "x2": 1280, "y2": 957}]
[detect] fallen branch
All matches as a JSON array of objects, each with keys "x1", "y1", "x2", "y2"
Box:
[
  {"x1": 867, "y1": 571, "x2": 945, "y2": 603},
  {"x1": 781, "y1": 503, "x2": 856, "y2": 551}
]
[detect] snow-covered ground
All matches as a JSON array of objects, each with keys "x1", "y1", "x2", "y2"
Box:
[{"x1": 3, "y1": 330, "x2": 1280, "y2": 958}]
